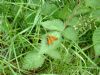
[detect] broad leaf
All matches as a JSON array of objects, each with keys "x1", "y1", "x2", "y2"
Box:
[
  {"x1": 53, "y1": 5, "x2": 72, "y2": 20},
  {"x1": 22, "y1": 51, "x2": 45, "y2": 70},
  {"x1": 90, "y1": 9, "x2": 100, "y2": 22},
  {"x1": 41, "y1": 19, "x2": 64, "y2": 31},
  {"x1": 46, "y1": 49, "x2": 61, "y2": 59},
  {"x1": 74, "y1": 5, "x2": 91, "y2": 15},
  {"x1": 39, "y1": 31, "x2": 61, "y2": 59},
  {"x1": 29, "y1": 0, "x2": 41, "y2": 6},
  {"x1": 30, "y1": 0, "x2": 40, "y2": 4},
  {"x1": 67, "y1": 17, "x2": 79, "y2": 26},
  {"x1": 93, "y1": 27, "x2": 100, "y2": 56},
  {"x1": 40, "y1": 74, "x2": 58, "y2": 75},
  {"x1": 85, "y1": 0, "x2": 100, "y2": 8},
  {"x1": 41, "y1": 3, "x2": 57, "y2": 15},
  {"x1": 62, "y1": 27, "x2": 78, "y2": 42}
]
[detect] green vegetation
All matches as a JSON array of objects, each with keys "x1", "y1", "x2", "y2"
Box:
[{"x1": 0, "y1": 0, "x2": 100, "y2": 75}]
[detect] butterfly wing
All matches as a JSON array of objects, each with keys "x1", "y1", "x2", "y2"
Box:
[{"x1": 47, "y1": 35, "x2": 58, "y2": 45}]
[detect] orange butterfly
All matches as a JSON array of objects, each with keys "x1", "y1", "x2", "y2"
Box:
[{"x1": 47, "y1": 35, "x2": 58, "y2": 45}]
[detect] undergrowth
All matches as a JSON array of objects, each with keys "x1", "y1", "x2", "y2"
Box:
[{"x1": 0, "y1": 0, "x2": 100, "y2": 75}]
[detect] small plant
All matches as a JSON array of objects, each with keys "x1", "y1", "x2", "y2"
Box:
[{"x1": 0, "y1": 0, "x2": 100, "y2": 75}]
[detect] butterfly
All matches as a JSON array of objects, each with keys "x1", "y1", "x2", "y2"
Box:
[{"x1": 47, "y1": 35, "x2": 58, "y2": 45}]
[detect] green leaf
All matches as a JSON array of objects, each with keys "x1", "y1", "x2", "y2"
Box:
[
  {"x1": 31, "y1": 0, "x2": 40, "y2": 4},
  {"x1": 85, "y1": 0, "x2": 100, "y2": 8},
  {"x1": 62, "y1": 27, "x2": 78, "y2": 41},
  {"x1": 29, "y1": 0, "x2": 41, "y2": 5},
  {"x1": 39, "y1": 31, "x2": 61, "y2": 59},
  {"x1": 90, "y1": 9, "x2": 100, "y2": 22},
  {"x1": 53, "y1": 5, "x2": 72, "y2": 20},
  {"x1": 22, "y1": 51, "x2": 45, "y2": 70},
  {"x1": 74, "y1": 5, "x2": 91, "y2": 15},
  {"x1": 67, "y1": 17, "x2": 79, "y2": 26},
  {"x1": 93, "y1": 27, "x2": 100, "y2": 56},
  {"x1": 41, "y1": 19, "x2": 64, "y2": 31},
  {"x1": 40, "y1": 74, "x2": 58, "y2": 75},
  {"x1": 46, "y1": 49, "x2": 61, "y2": 59},
  {"x1": 41, "y1": 3, "x2": 57, "y2": 15}
]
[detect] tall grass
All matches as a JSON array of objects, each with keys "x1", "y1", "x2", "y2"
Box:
[{"x1": 0, "y1": 0, "x2": 100, "y2": 75}]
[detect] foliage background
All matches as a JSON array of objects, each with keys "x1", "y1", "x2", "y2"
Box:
[{"x1": 0, "y1": 0, "x2": 100, "y2": 75}]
